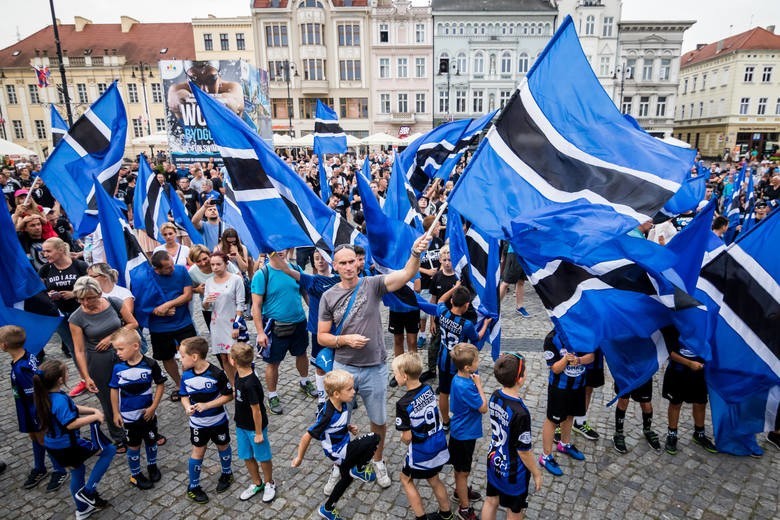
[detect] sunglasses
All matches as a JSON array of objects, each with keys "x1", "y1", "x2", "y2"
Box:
[{"x1": 502, "y1": 352, "x2": 525, "y2": 380}]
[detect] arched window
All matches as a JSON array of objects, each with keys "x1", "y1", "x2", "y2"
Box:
[
  {"x1": 298, "y1": 0, "x2": 323, "y2": 7},
  {"x1": 508, "y1": 24, "x2": 514, "y2": 35},
  {"x1": 585, "y1": 15, "x2": 595, "y2": 35},
  {"x1": 474, "y1": 52, "x2": 484, "y2": 74},
  {"x1": 522, "y1": 23, "x2": 528, "y2": 35},
  {"x1": 437, "y1": 23, "x2": 444, "y2": 36},
  {"x1": 529, "y1": 23, "x2": 536, "y2": 35},
  {"x1": 518, "y1": 52, "x2": 529, "y2": 74},
  {"x1": 501, "y1": 23, "x2": 507, "y2": 35},
  {"x1": 501, "y1": 52, "x2": 512, "y2": 74},
  {"x1": 479, "y1": 24, "x2": 486, "y2": 35},
  {"x1": 459, "y1": 23, "x2": 465, "y2": 35},
  {"x1": 544, "y1": 23, "x2": 551, "y2": 35},
  {"x1": 457, "y1": 52, "x2": 467, "y2": 74},
  {"x1": 444, "y1": 23, "x2": 450, "y2": 35}
]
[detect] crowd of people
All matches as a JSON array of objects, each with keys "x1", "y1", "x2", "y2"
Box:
[{"x1": 1, "y1": 149, "x2": 779, "y2": 520}]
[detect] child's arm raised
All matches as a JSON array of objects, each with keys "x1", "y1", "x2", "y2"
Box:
[{"x1": 291, "y1": 432, "x2": 313, "y2": 467}]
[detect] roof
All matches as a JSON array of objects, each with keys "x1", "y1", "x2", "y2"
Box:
[
  {"x1": 681, "y1": 26, "x2": 780, "y2": 68},
  {"x1": 0, "y1": 21, "x2": 195, "y2": 68},
  {"x1": 253, "y1": 0, "x2": 368, "y2": 7},
  {"x1": 431, "y1": 0, "x2": 556, "y2": 12}
]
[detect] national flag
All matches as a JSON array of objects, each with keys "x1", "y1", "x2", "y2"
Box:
[
  {"x1": 50, "y1": 105, "x2": 68, "y2": 148},
  {"x1": 448, "y1": 16, "x2": 694, "y2": 241},
  {"x1": 696, "y1": 210, "x2": 780, "y2": 456},
  {"x1": 313, "y1": 100, "x2": 347, "y2": 155},
  {"x1": 40, "y1": 82, "x2": 127, "y2": 237},
  {"x1": 133, "y1": 157, "x2": 170, "y2": 242},
  {"x1": 738, "y1": 172, "x2": 757, "y2": 235},
  {"x1": 33, "y1": 65, "x2": 50, "y2": 88},
  {"x1": 165, "y1": 172, "x2": 204, "y2": 246}
]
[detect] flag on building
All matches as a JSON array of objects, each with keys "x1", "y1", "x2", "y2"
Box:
[
  {"x1": 50, "y1": 105, "x2": 68, "y2": 148},
  {"x1": 33, "y1": 65, "x2": 50, "y2": 88}
]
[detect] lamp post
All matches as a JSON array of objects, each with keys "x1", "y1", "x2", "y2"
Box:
[
  {"x1": 132, "y1": 62, "x2": 154, "y2": 135},
  {"x1": 612, "y1": 61, "x2": 627, "y2": 113},
  {"x1": 278, "y1": 60, "x2": 298, "y2": 137},
  {"x1": 438, "y1": 58, "x2": 459, "y2": 123},
  {"x1": 48, "y1": 0, "x2": 73, "y2": 126}
]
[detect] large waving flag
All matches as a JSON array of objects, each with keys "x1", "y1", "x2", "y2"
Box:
[
  {"x1": 313, "y1": 100, "x2": 347, "y2": 155},
  {"x1": 436, "y1": 110, "x2": 497, "y2": 182},
  {"x1": 723, "y1": 164, "x2": 748, "y2": 244},
  {"x1": 655, "y1": 168, "x2": 708, "y2": 223},
  {"x1": 221, "y1": 174, "x2": 260, "y2": 258},
  {"x1": 133, "y1": 157, "x2": 170, "y2": 242},
  {"x1": 40, "y1": 82, "x2": 127, "y2": 237},
  {"x1": 449, "y1": 16, "x2": 694, "y2": 241},
  {"x1": 50, "y1": 105, "x2": 68, "y2": 148},
  {"x1": 696, "y1": 210, "x2": 779, "y2": 455},
  {"x1": 385, "y1": 160, "x2": 424, "y2": 231}
]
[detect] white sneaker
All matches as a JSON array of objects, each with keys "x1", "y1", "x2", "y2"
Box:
[
  {"x1": 239, "y1": 483, "x2": 263, "y2": 501},
  {"x1": 323, "y1": 465, "x2": 340, "y2": 495},
  {"x1": 372, "y1": 460, "x2": 391, "y2": 488},
  {"x1": 262, "y1": 481, "x2": 276, "y2": 503}
]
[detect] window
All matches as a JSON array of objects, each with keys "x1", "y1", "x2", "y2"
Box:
[
  {"x1": 698, "y1": 101, "x2": 704, "y2": 117},
  {"x1": 151, "y1": 83, "x2": 163, "y2": 103},
  {"x1": 339, "y1": 60, "x2": 361, "y2": 81},
  {"x1": 219, "y1": 33, "x2": 229, "y2": 51},
  {"x1": 642, "y1": 59, "x2": 653, "y2": 81},
  {"x1": 739, "y1": 98, "x2": 749, "y2": 115},
  {"x1": 602, "y1": 16, "x2": 614, "y2": 37},
  {"x1": 659, "y1": 59, "x2": 671, "y2": 81},
  {"x1": 6, "y1": 85, "x2": 17, "y2": 104},
  {"x1": 380, "y1": 93, "x2": 390, "y2": 114},
  {"x1": 155, "y1": 118, "x2": 166, "y2": 133},
  {"x1": 776, "y1": 97, "x2": 780, "y2": 115},
  {"x1": 35, "y1": 120, "x2": 46, "y2": 140},
  {"x1": 622, "y1": 96, "x2": 632, "y2": 114},
  {"x1": 379, "y1": 23, "x2": 389, "y2": 43},
  {"x1": 28, "y1": 85, "x2": 40, "y2": 104},
  {"x1": 77, "y1": 83, "x2": 88, "y2": 104},
  {"x1": 691, "y1": 76, "x2": 697, "y2": 91},
  {"x1": 299, "y1": 0, "x2": 323, "y2": 6},
  {"x1": 127, "y1": 83, "x2": 138, "y2": 103},
  {"x1": 338, "y1": 24, "x2": 360, "y2": 46},
  {"x1": 638, "y1": 96, "x2": 649, "y2": 117},
  {"x1": 500, "y1": 52, "x2": 512, "y2": 74},
  {"x1": 397, "y1": 58, "x2": 408, "y2": 78},
  {"x1": 132, "y1": 118, "x2": 143, "y2": 138},
  {"x1": 744, "y1": 66, "x2": 754, "y2": 82},
  {"x1": 379, "y1": 58, "x2": 390, "y2": 78},
  {"x1": 438, "y1": 90, "x2": 449, "y2": 113},
  {"x1": 300, "y1": 98, "x2": 332, "y2": 119},
  {"x1": 97, "y1": 83, "x2": 108, "y2": 96},
  {"x1": 500, "y1": 90, "x2": 512, "y2": 108},
  {"x1": 268, "y1": 61, "x2": 286, "y2": 81},
  {"x1": 203, "y1": 34, "x2": 213, "y2": 51},
  {"x1": 0, "y1": 124, "x2": 5, "y2": 140},
  {"x1": 758, "y1": 97, "x2": 768, "y2": 115},
  {"x1": 415, "y1": 93, "x2": 425, "y2": 113},
  {"x1": 682, "y1": 78, "x2": 688, "y2": 94},
  {"x1": 472, "y1": 90, "x2": 484, "y2": 113},
  {"x1": 415, "y1": 23, "x2": 425, "y2": 43},
  {"x1": 301, "y1": 23, "x2": 324, "y2": 45},
  {"x1": 599, "y1": 56, "x2": 610, "y2": 77},
  {"x1": 12, "y1": 120, "x2": 24, "y2": 139},
  {"x1": 272, "y1": 98, "x2": 292, "y2": 119},
  {"x1": 625, "y1": 58, "x2": 636, "y2": 79},
  {"x1": 265, "y1": 24, "x2": 288, "y2": 47},
  {"x1": 474, "y1": 52, "x2": 484, "y2": 75},
  {"x1": 57, "y1": 85, "x2": 66, "y2": 104},
  {"x1": 702, "y1": 73, "x2": 707, "y2": 89},
  {"x1": 762, "y1": 66, "x2": 773, "y2": 83},
  {"x1": 721, "y1": 67, "x2": 729, "y2": 85},
  {"x1": 415, "y1": 57, "x2": 425, "y2": 78},
  {"x1": 455, "y1": 89, "x2": 466, "y2": 113},
  {"x1": 236, "y1": 33, "x2": 246, "y2": 51},
  {"x1": 680, "y1": 105, "x2": 685, "y2": 119},
  {"x1": 656, "y1": 96, "x2": 667, "y2": 117},
  {"x1": 339, "y1": 97, "x2": 368, "y2": 119},
  {"x1": 303, "y1": 59, "x2": 325, "y2": 80},
  {"x1": 518, "y1": 53, "x2": 529, "y2": 74},
  {"x1": 689, "y1": 103, "x2": 693, "y2": 118},
  {"x1": 585, "y1": 15, "x2": 595, "y2": 35},
  {"x1": 457, "y1": 53, "x2": 467, "y2": 74},
  {"x1": 397, "y1": 93, "x2": 408, "y2": 113}
]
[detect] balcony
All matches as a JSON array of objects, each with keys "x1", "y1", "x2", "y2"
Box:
[
  {"x1": 300, "y1": 79, "x2": 328, "y2": 95},
  {"x1": 390, "y1": 112, "x2": 416, "y2": 124}
]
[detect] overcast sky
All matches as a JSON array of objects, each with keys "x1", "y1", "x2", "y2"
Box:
[{"x1": 0, "y1": 0, "x2": 778, "y2": 53}]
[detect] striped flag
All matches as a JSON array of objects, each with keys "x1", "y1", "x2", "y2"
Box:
[
  {"x1": 133, "y1": 157, "x2": 169, "y2": 242},
  {"x1": 50, "y1": 105, "x2": 68, "y2": 148},
  {"x1": 313, "y1": 100, "x2": 347, "y2": 155},
  {"x1": 384, "y1": 160, "x2": 424, "y2": 231}
]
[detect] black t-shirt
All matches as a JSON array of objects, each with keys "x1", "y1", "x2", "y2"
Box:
[
  {"x1": 18, "y1": 232, "x2": 47, "y2": 272},
  {"x1": 116, "y1": 177, "x2": 129, "y2": 200},
  {"x1": 350, "y1": 186, "x2": 361, "y2": 211},
  {"x1": 419, "y1": 237, "x2": 444, "y2": 291},
  {"x1": 429, "y1": 271, "x2": 458, "y2": 301},
  {"x1": 180, "y1": 188, "x2": 199, "y2": 216},
  {"x1": 210, "y1": 177, "x2": 224, "y2": 193},
  {"x1": 52, "y1": 216, "x2": 76, "y2": 249},
  {"x1": 38, "y1": 260, "x2": 89, "y2": 314},
  {"x1": 234, "y1": 372, "x2": 268, "y2": 432}
]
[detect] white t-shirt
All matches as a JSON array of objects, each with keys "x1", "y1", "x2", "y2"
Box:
[
  {"x1": 102, "y1": 284, "x2": 134, "y2": 302},
  {"x1": 153, "y1": 244, "x2": 190, "y2": 266}
]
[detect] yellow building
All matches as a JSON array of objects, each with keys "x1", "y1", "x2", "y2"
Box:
[{"x1": 192, "y1": 15, "x2": 256, "y2": 62}]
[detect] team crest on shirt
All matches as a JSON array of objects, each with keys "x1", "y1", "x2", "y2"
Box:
[
  {"x1": 543, "y1": 350, "x2": 555, "y2": 361},
  {"x1": 519, "y1": 431, "x2": 532, "y2": 444}
]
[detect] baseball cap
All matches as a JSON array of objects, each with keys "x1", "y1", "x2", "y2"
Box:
[{"x1": 14, "y1": 188, "x2": 29, "y2": 198}]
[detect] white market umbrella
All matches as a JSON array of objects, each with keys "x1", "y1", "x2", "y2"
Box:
[
  {"x1": 360, "y1": 132, "x2": 402, "y2": 147},
  {"x1": 658, "y1": 135, "x2": 692, "y2": 149},
  {"x1": 273, "y1": 133, "x2": 293, "y2": 147},
  {"x1": 131, "y1": 132, "x2": 169, "y2": 147},
  {"x1": 0, "y1": 137, "x2": 36, "y2": 156},
  {"x1": 291, "y1": 134, "x2": 315, "y2": 148},
  {"x1": 345, "y1": 134, "x2": 362, "y2": 148},
  {"x1": 400, "y1": 132, "x2": 424, "y2": 146}
]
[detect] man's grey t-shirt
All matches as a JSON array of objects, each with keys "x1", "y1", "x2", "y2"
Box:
[{"x1": 319, "y1": 275, "x2": 388, "y2": 367}]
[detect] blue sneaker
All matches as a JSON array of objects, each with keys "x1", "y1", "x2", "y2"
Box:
[
  {"x1": 350, "y1": 463, "x2": 376, "y2": 483},
  {"x1": 516, "y1": 307, "x2": 531, "y2": 318},
  {"x1": 557, "y1": 441, "x2": 586, "y2": 461},
  {"x1": 538, "y1": 454, "x2": 563, "y2": 476},
  {"x1": 319, "y1": 504, "x2": 345, "y2": 520},
  {"x1": 417, "y1": 335, "x2": 426, "y2": 349}
]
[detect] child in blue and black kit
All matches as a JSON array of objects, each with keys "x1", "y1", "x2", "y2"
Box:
[
  {"x1": 0, "y1": 324, "x2": 68, "y2": 491},
  {"x1": 178, "y1": 336, "x2": 235, "y2": 504},
  {"x1": 109, "y1": 328, "x2": 167, "y2": 490},
  {"x1": 32, "y1": 360, "x2": 117, "y2": 520}
]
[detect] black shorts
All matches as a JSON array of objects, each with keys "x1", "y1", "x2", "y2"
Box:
[
  {"x1": 585, "y1": 365, "x2": 605, "y2": 388},
  {"x1": 262, "y1": 320, "x2": 308, "y2": 364},
  {"x1": 438, "y1": 370, "x2": 455, "y2": 395},
  {"x1": 402, "y1": 464, "x2": 443, "y2": 480},
  {"x1": 615, "y1": 378, "x2": 653, "y2": 403},
  {"x1": 662, "y1": 365, "x2": 707, "y2": 405},
  {"x1": 189, "y1": 422, "x2": 231, "y2": 448},
  {"x1": 486, "y1": 480, "x2": 530, "y2": 514},
  {"x1": 124, "y1": 416, "x2": 161, "y2": 447},
  {"x1": 388, "y1": 310, "x2": 421, "y2": 334},
  {"x1": 501, "y1": 253, "x2": 525, "y2": 284},
  {"x1": 48, "y1": 423, "x2": 112, "y2": 468},
  {"x1": 309, "y1": 332, "x2": 324, "y2": 366},
  {"x1": 448, "y1": 437, "x2": 476, "y2": 473},
  {"x1": 149, "y1": 324, "x2": 197, "y2": 361},
  {"x1": 546, "y1": 385, "x2": 586, "y2": 423}
]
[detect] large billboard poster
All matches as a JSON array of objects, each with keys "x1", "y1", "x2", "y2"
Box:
[{"x1": 160, "y1": 60, "x2": 272, "y2": 167}]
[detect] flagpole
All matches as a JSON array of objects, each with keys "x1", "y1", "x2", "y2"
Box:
[
  {"x1": 22, "y1": 176, "x2": 40, "y2": 206},
  {"x1": 423, "y1": 201, "x2": 447, "y2": 240},
  {"x1": 48, "y1": 0, "x2": 73, "y2": 126}
]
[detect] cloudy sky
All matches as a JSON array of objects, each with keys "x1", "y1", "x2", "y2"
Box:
[{"x1": 0, "y1": 0, "x2": 778, "y2": 53}]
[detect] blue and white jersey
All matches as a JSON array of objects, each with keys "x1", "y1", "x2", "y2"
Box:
[
  {"x1": 396, "y1": 384, "x2": 449, "y2": 470},
  {"x1": 308, "y1": 400, "x2": 350, "y2": 463},
  {"x1": 544, "y1": 330, "x2": 587, "y2": 390},
  {"x1": 10, "y1": 350, "x2": 39, "y2": 432},
  {"x1": 179, "y1": 363, "x2": 232, "y2": 428},
  {"x1": 109, "y1": 356, "x2": 167, "y2": 423},
  {"x1": 437, "y1": 304, "x2": 479, "y2": 375},
  {"x1": 486, "y1": 390, "x2": 533, "y2": 496}
]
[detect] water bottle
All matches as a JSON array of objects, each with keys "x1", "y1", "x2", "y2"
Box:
[{"x1": 83, "y1": 234, "x2": 94, "y2": 265}]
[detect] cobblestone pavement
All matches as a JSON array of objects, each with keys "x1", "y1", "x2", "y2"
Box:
[{"x1": 0, "y1": 287, "x2": 777, "y2": 519}]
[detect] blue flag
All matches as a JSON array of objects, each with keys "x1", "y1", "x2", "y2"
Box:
[
  {"x1": 436, "y1": 110, "x2": 498, "y2": 182},
  {"x1": 317, "y1": 157, "x2": 332, "y2": 203},
  {"x1": 40, "y1": 82, "x2": 127, "y2": 237},
  {"x1": 221, "y1": 175, "x2": 260, "y2": 259},
  {"x1": 133, "y1": 156, "x2": 170, "y2": 242},
  {"x1": 313, "y1": 100, "x2": 347, "y2": 155},
  {"x1": 600, "y1": 328, "x2": 670, "y2": 400},
  {"x1": 398, "y1": 118, "x2": 470, "y2": 195},
  {"x1": 50, "y1": 105, "x2": 68, "y2": 148},
  {"x1": 0, "y1": 303, "x2": 62, "y2": 356},
  {"x1": 724, "y1": 164, "x2": 748, "y2": 244},
  {"x1": 384, "y1": 160, "x2": 424, "y2": 231},
  {"x1": 0, "y1": 206, "x2": 45, "y2": 305},
  {"x1": 449, "y1": 16, "x2": 694, "y2": 242},
  {"x1": 656, "y1": 170, "x2": 708, "y2": 222}
]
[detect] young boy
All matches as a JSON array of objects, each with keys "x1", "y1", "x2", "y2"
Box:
[
  {"x1": 539, "y1": 329, "x2": 593, "y2": 476},
  {"x1": 449, "y1": 343, "x2": 488, "y2": 520},
  {"x1": 178, "y1": 336, "x2": 234, "y2": 504},
  {"x1": 393, "y1": 353, "x2": 453, "y2": 520},
  {"x1": 109, "y1": 328, "x2": 167, "y2": 490},
  {"x1": 229, "y1": 342, "x2": 276, "y2": 502},
  {"x1": 483, "y1": 352, "x2": 543, "y2": 520},
  {"x1": 660, "y1": 327, "x2": 717, "y2": 455},
  {"x1": 437, "y1": 285, "x2": 490, "y2": 430},
  {"x1": 292, "y1": 369, "x2": 380, "y2": 520},
  {"x1": 0, "y1": 325, "x2": 67, "y2": 491},
  {"x1": 613, "y1": 376, "x2": 660, "y2": 454}
]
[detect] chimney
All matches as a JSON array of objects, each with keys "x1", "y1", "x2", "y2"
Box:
[
  {"x1": 696, "y1": 43, "x2": 706, "y2": 50},
  {"x1": 716, "y1": 39, "x2": 724, "y2": 53},
  {"x1": 767, "y1": 25, "x2": 776, "y2": 34},
  {"x1": 120, "y1": 15, "x2": 140, "y2": 33},
  {"x1": 74, "y1": 16, "x2": 92, "y2": 32}
]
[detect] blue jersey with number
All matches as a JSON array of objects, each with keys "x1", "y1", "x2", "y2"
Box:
[
  {"x1": 437, "y1": 304, "x2": 478, "y2": 375},
  {"x1": 486, "y1": 390, "x2": 533, "y2": 495},
  {"x1": 109, "y1": 356, "x2": 167, "y2": 423},
  {"x1": 179, "y1": 363, "x2": 232, "y2": 428},
  {"x1": 395, "y1": 384, "x2": 449, "y2": 470}
]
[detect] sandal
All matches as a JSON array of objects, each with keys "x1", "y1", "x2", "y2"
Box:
[
  {"x1": 156, "y1": 435, "x2": 167, "y2": 447},
  {"x1": 169, "y1": 390, "x2": 181, "y2": 402}
]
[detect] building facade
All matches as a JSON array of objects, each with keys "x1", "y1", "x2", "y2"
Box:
[
  {"x1": 192, "y1": 15, "x2": 256, "y2": 62},
  {"x1": 370, "y1": 0, "x2": 433, "y2": 137},
  {"x1": 252, "y1": 0, "x2": 372, "y2": 138},
  {"x1": 0, "y1": 16, "x2": 195, "y2": 159},
  {"x1": 615, "y1": 20, "x2": 694, "y2": 138},
  {"x1": 673, "y1": 26, "x2": 780, "y2": 159},
  {"x1": 431, "y1": 0, "x2": 557, "y2": 126}
]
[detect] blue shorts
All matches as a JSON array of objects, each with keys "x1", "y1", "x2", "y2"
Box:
[
  {"x1": 333, "y1": 361, "x2": 388, "y2": 426},
  {"x1": 262, "y1": 320, "x2": 308, "y2": 364},
  {"x1": 235, "y1": 427, "x2": 272, "y2": 462}
]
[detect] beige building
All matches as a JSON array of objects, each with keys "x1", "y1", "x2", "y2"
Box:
[
  {"x1": 0, "y1": 16, "x2": 195, "y2": 159},
  {"x1": 192, "y1": 15, "x2": 256, "y2": 62},
  {"x1": 251, "y1": 0, "x2": 372, "y2": 138},
  {"x1": 673, "y1": 26, "x2": 780, "y2": 159}
]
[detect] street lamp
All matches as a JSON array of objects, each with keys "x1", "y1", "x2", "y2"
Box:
[
  {"x1": 438, "y1": 58, "x2": 459, "y2": 121},
  {"x1": 612, "y1": 62, "x2": 627, "y2": 114},
  {"x1": 276, "y1": 60, "x2": 298, "y2": 137},
  {"x1": 132, "y1": 62, "x2": 154, "y2": 135}
]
